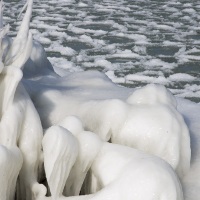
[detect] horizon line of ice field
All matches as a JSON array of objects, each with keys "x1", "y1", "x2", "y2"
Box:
[{"x1": 4, "y1": 0, "x2": 200, "y2": 103}]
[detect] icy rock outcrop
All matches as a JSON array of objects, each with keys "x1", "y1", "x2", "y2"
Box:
[
  {"x1": 0, "y1": 67, "x2": 43, "y2": 200},
  {"x1": 29, "y1": 69, "x2": 191, "y2": 178},
  {"x1": 39, "y1": 141, "x2": 184, "y2": 200},
  {"x1": 0, "y1": 24, "x2": 23, "y2": 200},
  {"x1": 68, "y1": 84, "x2": 190, "y2": 177},
  {"x1": 83, "y1": 142, "x2": 184, "y2": 200},
  {"x1": 40, "y1": 116, "x2": 184, "y2": 200},
  {"x1": 120, "y1": 84, "x2": 191, "y2": 177},
  {"x1": 16, "y1": 84, "x2": 44, "y2": 200},
  {"x1": 0, "y1": 1, "x2": 44, "y2": 200}
]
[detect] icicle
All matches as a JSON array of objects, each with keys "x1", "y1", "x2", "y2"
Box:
[
  {"x1": 17, "y1": 89, "x2": 44, "y2": 200},
  {"x1": 4, "y1": 0, "x2": 33, "y2": 69},
  {"x1": 0, "y1": 0, "x2": 4, "y2": 29},
  {"x1": 0, "y1": 146, "x2": 23, "y2": 200},
  {"x1": 0, "y1": 9, "x2": 9, "y2": 72},
  {"x1": 42, "y1": 126, "x2": 78, "y2": 199},
  {"x1": 0, "y1": 67, "x2": 22, "y2": 116},
  {"x1": 64, "y1": 131, "x2": 102, "y2": 197},
  {"x1": 17, "y1": 1, "x2": 28, "y2": 20},
  {"x1": 58, "y1": 116, "x2": 103, "y2": 197}
]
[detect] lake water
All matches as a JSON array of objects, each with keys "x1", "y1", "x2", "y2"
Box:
[{"x1": 4, "y1": 0, "x2": 200, "y2": 103}]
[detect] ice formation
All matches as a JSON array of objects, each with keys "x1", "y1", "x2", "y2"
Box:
[
  {"x1": 30, "y1": 75, "x2": 190, "y2": 177},
  {"x1": 42, "y1": 126, "x2": 78, "y2": 198},
  {"x1": 0, "y1": 3, "x2": 43, "y2": 200},
  {"x1": 121, "y1": 84, "x2": 191, "y2": 177},
  {"x1": 1, "y1": 0, "x2": 200, "y2": 200},
  {"x1": 59, "y1": 116, "x2": 183, "y2": 200}
]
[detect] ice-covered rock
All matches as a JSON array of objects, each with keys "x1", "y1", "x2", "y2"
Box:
[
  {"x1": 40, "y1": 116, "x2": 184, "y2": 200},
  {"x1": 29, "y1": 71, "x2": 190, "y2": 177},
  {"x1": 118, "y1": 84, "x2": 191, "y2": 177},
  {"x1": 16, "y1": 84, "x2": 44, "y2": 200},
  {"x1": 0, "y1": 1, "x2": 44, "y2": 199},
  {"x1": 83, "y1": 143, "x2": 183, "y2": 200},
  {"x1": 42, "y1": 126, "x2": 78, "y2": 199}
]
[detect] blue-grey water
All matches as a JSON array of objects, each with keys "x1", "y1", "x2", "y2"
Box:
[{"x1": 4, "y1": 0, "x2": 200, "y2": 102}]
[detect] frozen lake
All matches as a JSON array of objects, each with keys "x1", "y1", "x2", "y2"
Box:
[{"x1": 4, "y1": 0, "x2": 200, "y2": 102}]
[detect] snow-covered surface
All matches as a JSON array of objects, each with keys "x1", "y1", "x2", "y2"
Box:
[
  {"x1": 1, "y1": 1, "x2": 200, "y2": 200},
  {"x1": 4, "y1": 0, "x2": 200, "y2": 103}
]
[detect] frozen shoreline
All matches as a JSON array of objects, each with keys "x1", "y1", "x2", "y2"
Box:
[{"x1": 0, "y1": 1, "x2": 200, "y2": 200}]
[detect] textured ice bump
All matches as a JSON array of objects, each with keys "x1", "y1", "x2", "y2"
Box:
[
  {"x1": 58, "y1": 116, "x2": 84, "y2": 136},
  {"x1": 127, "y1": 84, "x2": 177, "y2": 107}
]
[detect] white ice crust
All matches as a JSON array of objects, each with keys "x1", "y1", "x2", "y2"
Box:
[{"x1": 0, "y1": 1, "x2": 200, "y2": 200}]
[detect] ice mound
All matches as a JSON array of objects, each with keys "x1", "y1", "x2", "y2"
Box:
[
  {"x1": 120, "y1": 84, "x2": 191, "y2": 177},
  {"x1": 33, "y1": 80, "x2": 190, "y2": 176},
  {"x1": 84, "y1": 142, "x2": 183, "y2": 200},
  {"x1": 127, "y1": 83, "x2": 177, "y2": 107},
  {"x1": 0, "y1": 0, "x2": 200, "y2": 200}
]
